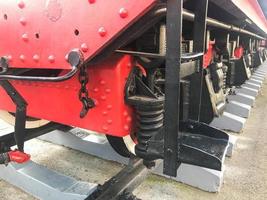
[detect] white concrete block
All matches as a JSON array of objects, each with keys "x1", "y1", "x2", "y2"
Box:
[
  {"x1": 242, "y1": 82, "x2": 261, "y2": 90},
  {"x1": 251, "y1": 75, "x2": 265, "y2": 80},
  {"x1": 225, "y1": 100, "x2": 251, "y2": 118},
  {"x1": 250, "y1": 78, "x2": 263, "y2": 85},
  {"x1": 40, "y1": 130, "x2": 228, "y2": 193},
  {"x1": 227, "y1": 93, "x2": 255, "y2": 107},
  {"x1": 234, "y1": 87, "x2": 258, "y2": 97},
  {"x1": 210, "y1": 112, "x2": 246, "y2": 133},
  {"x1": 154, "y1": 162, "x2": 224, "y2": 192},
  {"x1": 226, "y1": 135, "x2": 238, "y2": 157}
]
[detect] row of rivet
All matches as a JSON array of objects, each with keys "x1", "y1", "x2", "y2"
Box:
[
  {"x1": 17, "y1": 0, "x2": 132, "y2": 133},
  {"x1": 7, "y1": 54, "x2": 55, "y2": 63},
  {"x1": 16, "y1": 1, "x2": 129, "y2": 58}
]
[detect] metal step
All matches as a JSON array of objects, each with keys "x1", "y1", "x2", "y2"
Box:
[{"x1": 179, "y1": 120, "x2": 229, "y2": 171}]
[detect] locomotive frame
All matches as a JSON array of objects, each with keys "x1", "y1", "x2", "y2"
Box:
[{"x1": 0, "y1": 0, "x2": 266, "y2": 199}]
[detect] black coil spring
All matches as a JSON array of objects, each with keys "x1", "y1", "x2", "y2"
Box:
[{"x1": 135, "y1": 101, "x2": 164, "y2": 159}]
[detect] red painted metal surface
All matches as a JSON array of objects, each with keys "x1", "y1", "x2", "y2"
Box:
[
  {"x1": 0, "y1": 0, "x2": 156, "y2": 69},
  {"x1": 0, "y1": 55, "x2": 134, "y2": 137},
  {"x1": 203, "y1": 42, "x2": 214, "y2": 68},
  {"x1": 8, "y1": 150, "x2": 31, "y2": 164},
  {"x1": 234, "y1": 46, "x2": 244, "y2": 59},
  {"x1": 232, "y1": 0, "x2": 267, "y2": 34}
]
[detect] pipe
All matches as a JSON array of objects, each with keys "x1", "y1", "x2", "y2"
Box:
[
  {"x1": 155, "y1": 8, "x2": 265, "y2": 39},
  {"x1": 0, "y1": 50, "x2": 82, "y2": 82}
]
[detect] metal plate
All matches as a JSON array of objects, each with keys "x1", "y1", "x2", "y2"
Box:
[
  {"x1": 0, "y1": 0, "x2": 156, "y2": 69},
  {"x1": 0, "y1": 55, "x2": 134, "y2": 137}
]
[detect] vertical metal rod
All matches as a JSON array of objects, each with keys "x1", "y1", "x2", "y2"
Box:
[
  {"x1": 188, "y1": 0, "x2": 208, "y2": 121},
  {"x1": 163, "y1": 0, "x2": 183, "y2": 177},
  {"x1": 226, "y1": 33, "x2": 230, "y2": 53},
  {"x1": 237, "y1": 35, "x2": 240, "y2": 47},
  {"x1": 0, "y1": 80, "x2": 27, "y2": 151}
]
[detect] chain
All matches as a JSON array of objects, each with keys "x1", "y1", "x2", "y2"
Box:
[{"x1": 78, "y1": 65, "x2": 95, "y2": 118}]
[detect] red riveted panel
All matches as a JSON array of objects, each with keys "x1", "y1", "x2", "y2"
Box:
[
  {"x1": 0, "y1": 55, "x2": 134, "y2": 137},
  {"x1": 0, "y1": 0, "x2": 156, "y2": 69}
]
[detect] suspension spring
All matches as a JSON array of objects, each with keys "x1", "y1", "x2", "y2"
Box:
[{"x1": 134, "y1": 99, "x2": 164, "y2": 160}]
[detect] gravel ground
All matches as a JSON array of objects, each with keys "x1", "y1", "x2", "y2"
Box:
[{"x1": 0, "y1": 80, "x2": 267, "y2": 200}]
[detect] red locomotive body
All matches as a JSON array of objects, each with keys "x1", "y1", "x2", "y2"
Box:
[
  {"x1": 0, "y1": 0, "x2": 158, "y2": 137},
  {"x1": 0, "y1": 55, "x2": 134, "y2": 137},
  {"x1": 0, "y1": 1, "x2": 266, "y2": 197}
]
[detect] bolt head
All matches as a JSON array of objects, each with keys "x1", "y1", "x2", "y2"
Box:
[
  {"x1": 98, "y1": 27, "x2": 107, "y2": 37},
  {"x1": 119, "y1": 8, "x2": 128, "y2": 18},
  {"x1": 20, "y1": 17, "x2": 27, "y2": 25},
  {"x1": 48, "y1": 55, "x2": 55, "y2": 63},
  {"x1": 7, "y1": 55, "x2": 12, "y2": 62},
  {"x1": 18, "y1": 1, "x2": 25, "y2": 9},
  {"x1": 81, "y1": 43, "x2": 89, "y2": 52},
  {"x1": 22, "y1": 33, "x2": 28, "y2": 42},
  {"x1": 19, "y1": 55, "x2": 25, "y2": 62},
  {"x1": 33, "y1": 54, "x2": 40, "y2": 62}
]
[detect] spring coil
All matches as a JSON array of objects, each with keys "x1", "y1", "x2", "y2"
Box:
[
  {"x1": 222, "y1": 66, "x2": 227, "y2": 93},
  {"x1": 134, "y1": 101, "x2": 164, "y2": 159}
]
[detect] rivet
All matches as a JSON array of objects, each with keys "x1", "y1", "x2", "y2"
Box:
[
  {"x1": 22, "y1": 33, "x2": 29, "y2": 42},
  {"x1": 18, "y1": 1, "x2": 25, "y2": 9},
  {"x1": 33, "y1": 54, "x2": 40, "y2": 62},
  {"x1": 7, "y1": 55, "x2": 12, "y2": 62},
  {"x1": 119, "y1": 8, "x2": 128, "y2": 18},
  {"x1": 105, "y1": 88, "x2": 111, "y2": 93},
  {"x1": 123, "y1": 111, "x2": 128, "y2": 116},
  {"x1": 100, "y1": 80, "x2": 106, "y2": 85},
  {"x1": 98, "y1": 27, "x2": 107, "y2": 37},
  {"x1": 126, "y1": 116, "x2": 132, "y2": 123},
  {"x1": 88, "y1": 0, "x2": 95, "y2": 3},
  {"x1": 20, "y1": 17, "x2": 27, "y2": 25},
  {"x1": 81, "y1": 43, "x2": 89, "y2": 52},
  {"x1": 93, "y1": 88, "x2": 99, "y2": 92},
  {"x1": 102, "y1": 125, "x2": 109, "y2": 131},
  {"x1": 102, "y1": 111, "x2": 108, "y2": 115},
  {"x1": 100, "y1": 95, "x2": 106, "y2": 100},
  {"x1": 107, "y1": 119, "x2": 112, "y2": 124},
  {"x1": 107, "y1": 105, "x2": 112, "y2": 110},
  {"x1": 48, "y1": 55, "x2": 55, "y2": 63},
  {"x1": 19, "y1": 55, "x2": 25, "y2": 62},
  {"x1": 65, "y1": 54, "x2": 69, "y2": 61},
  {"x1": 124, "y1": 125, "x2": 129, "y2": 131},
  {"x1": 94, "y1": 100, "x2": 99, "y2": 106}
]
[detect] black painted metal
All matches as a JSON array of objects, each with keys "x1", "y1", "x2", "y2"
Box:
[
  {"x1": 0, "y1": 51, "x2": 81, "y2": 82},
  {"x1": 0, "y1": 123, "x2": 69, "y2": 153},
  {"x1": 86, "y1": 158, "x2": 150, "y2": 200},
  {"x1": 179, "y1": 120, "x2": 229, "y2": 170},
  {"x1": 163, "y1": 0, "x2": 183, "y2": 177},
  {"x1": 0, "y1": 80, "x2": 27, "y2": 151},
  {"x1": 124, "y1": 67, "x2": 164, "y2": 161},
  {"x1": 189, "y1": 0, "x2": 208, "y2": 121}
]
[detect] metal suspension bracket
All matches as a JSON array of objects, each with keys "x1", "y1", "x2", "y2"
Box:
[
  {"x1": 0, "y1": 80, "x2": 69, "y2": 164},
  {"x1": 0, "y1": 80, "x2": 31, "y2": 165},
  {"x1": 0, "y1": 80, "x2": 27, "y2": 152}
]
